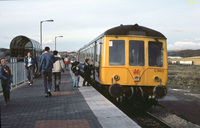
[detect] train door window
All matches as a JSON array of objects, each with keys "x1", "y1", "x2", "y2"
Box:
[
  {"x1": 109, "y1": 40, "x2": 125, "y2": 65},
  {"x1": 148, "y1": 41, "x2": 163, "y2": 67},
  {"x1": 129, "y1": 40, "x2": 144, "y2": 66}
]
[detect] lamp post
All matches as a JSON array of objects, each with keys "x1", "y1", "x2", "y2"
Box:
[
  {"x1": 40, "y1": 19, "x2": 54, "y2": 49},
  {"x1": 55, "y1": 36, "x2": 63, "y2": 50}
]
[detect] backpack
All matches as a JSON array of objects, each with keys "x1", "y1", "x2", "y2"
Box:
[{"x1": 72, "y1": 66, "x2": 76, "y2": 73}]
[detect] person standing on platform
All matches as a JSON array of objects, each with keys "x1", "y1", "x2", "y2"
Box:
[
  {"x1": 0, "y1": 58, "x2": 13, "y2": 106},
  {"x1": 64, "y1": 55, "x2": 70, "y2": 71},
  {"x1": 38, "y1": 46, "x2": 55, "y2": 97},
  {"x1": 24, "y1": 52, "x2": 36, "y2": 86},
  {"x1": 52, "y1": 50, "x2": 65, "y2": 91},
  {"x1": 73, "y1": 62, "x2": 80, "y2": 88},
  {"x1": 83, "y1": 59, "x2": 93, "y2": 86}
]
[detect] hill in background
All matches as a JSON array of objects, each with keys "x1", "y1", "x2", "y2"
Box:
[{"x1": 168, "y1": 49, "x2": 200, "y2": 57}]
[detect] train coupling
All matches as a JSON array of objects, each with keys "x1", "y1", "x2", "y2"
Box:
[{"x1": 153, "y1": 85, "x2": 167, "y2": 99}]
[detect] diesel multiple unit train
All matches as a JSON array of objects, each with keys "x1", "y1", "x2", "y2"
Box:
[{"x1": 78, "y1": 24, "x2": 168, "y2": 106}]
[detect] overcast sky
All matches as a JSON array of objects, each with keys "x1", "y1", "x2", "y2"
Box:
[{"x1": 0, "y1": 0, "x2": 200, "y2": 51}]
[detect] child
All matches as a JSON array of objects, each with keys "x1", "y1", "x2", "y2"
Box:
[{"x1": 73, "y1": 62, "x2": 80, "y2": 88}]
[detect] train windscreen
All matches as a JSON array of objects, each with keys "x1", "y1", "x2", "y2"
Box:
[
  {"x1": 129, "y1": 40, "x2": 144, "y2": 66},
  {"x1": 109, "y1": 40, "x2": 125, "y2": 65},
  {"x1": 148, "y1": 41, "x2": 163, "y2": 67}
]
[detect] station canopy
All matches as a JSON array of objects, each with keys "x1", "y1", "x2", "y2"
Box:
[{"x1": 10, "y1": 35, "x2": 42, "y2": 58}]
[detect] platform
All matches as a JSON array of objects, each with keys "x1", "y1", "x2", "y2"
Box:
[{"x1": 0, "y1": 71, "x2": 140, "y2": 128}]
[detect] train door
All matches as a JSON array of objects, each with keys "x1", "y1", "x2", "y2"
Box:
[{"x1": 94, "y1": 39, "x2": 102, "y2": 83}]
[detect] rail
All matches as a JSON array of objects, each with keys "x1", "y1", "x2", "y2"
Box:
[
  {"x1": 146, "y1": 111, "x2": 174, "y2": 128},
  {"x1": 0, "y1": 57, "x2": 27, "y2": 92}
]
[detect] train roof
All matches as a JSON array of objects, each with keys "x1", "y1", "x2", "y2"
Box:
[
  {"x1": 78, "y1": 24, "x2": 166, "y2": 51},
  {"x1": 104, "y1": 24, "x2": 166, "y2": 39}
]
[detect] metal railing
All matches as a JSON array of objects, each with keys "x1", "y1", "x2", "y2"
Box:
[{"x1": 0, "y1": 57, "x2": 27, "y2": 92}]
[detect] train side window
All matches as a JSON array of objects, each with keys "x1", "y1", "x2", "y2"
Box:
[
  {"x1": 109, "y1": 40, "x2": 125, "y2": 66},
  {"x1": 148, "y1": 41, "x2": 163, "y2": 67},
  {"x1": 129, "y1": 40, "x2": 144, "y2": 66}
]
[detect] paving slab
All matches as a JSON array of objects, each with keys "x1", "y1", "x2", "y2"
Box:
[{"x1": 0, "y1": 71, "x2": 101, "y2": 128}]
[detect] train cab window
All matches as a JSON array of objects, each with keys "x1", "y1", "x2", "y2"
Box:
[
  {"x1": 109, "y1": 40, "x2": 125, "y2": 65},
  {"x1": 148, "y1": 41, "x2": 163, "y2": 67},
  {"x1": 129, "y1": 40, "x2": 144, "y2": 66}
]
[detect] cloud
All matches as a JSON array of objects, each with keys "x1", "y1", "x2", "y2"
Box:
[
  {"x1": 174, "y1": 29, "x2": 183, "y2": 32},
  {"x1": 168, "y1": 41, "x2": 200, "y2": 50},
  {"x1": 43, "y1": 40, "x2": 54, "y2": 45},
  {"x1": 194, "y1": 38, "x2": 200, "y2": 41}
]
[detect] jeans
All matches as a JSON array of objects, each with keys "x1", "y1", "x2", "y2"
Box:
[
  {"x1": 65, "y1": 64, "x2": 69, "y2": 70},
  {"x1": 53, "y1": 72, "x2": 61, "y2": 86},
  {"x1": 42, "y1": 70, "x2": 52, "y2": 94},
  {"x1": 74, "y1": 75, "x2": 80, "y2": 87},
  {"x1": 26, "y1": 66, "x2": 34, "y2": 84}
]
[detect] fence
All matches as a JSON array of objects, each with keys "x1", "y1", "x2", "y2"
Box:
[{"x1": 0, "y1": 58, "x2": 27, "y2": 92}]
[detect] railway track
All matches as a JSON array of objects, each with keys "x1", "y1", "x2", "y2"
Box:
[
  {"x1": 90, "y1": 80, "x2": 174, "y2": 127},
  {"x1": 146, "y1": 111, "x2": 173, "y2": 128}
]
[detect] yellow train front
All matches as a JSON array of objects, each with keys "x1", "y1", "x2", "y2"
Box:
[{"x1": 78, "y1": 24, "x2": 168, "y2": 106}]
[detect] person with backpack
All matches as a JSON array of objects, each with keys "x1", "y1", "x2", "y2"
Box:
[
  {"x1": 73, "y1": 62, "x2": 80, "y2": 88},
  {"x1": 82, "y1": 59, "x2": 93, "y2": 86},
  {"x1": 52, "y1": 50, "x2": 65, "y2": 91}
]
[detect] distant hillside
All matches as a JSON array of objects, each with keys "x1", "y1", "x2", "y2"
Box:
[
  {"x1": 168, "y1": 49, "x2": 200, "y2": 57},
  {"x1": 0, "y1": 48, "x2": 10, "y2": 57}
]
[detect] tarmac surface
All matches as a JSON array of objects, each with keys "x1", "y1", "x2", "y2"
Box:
[{"x1": 159, "y1": 88, "x2": 200, "y2": 126}]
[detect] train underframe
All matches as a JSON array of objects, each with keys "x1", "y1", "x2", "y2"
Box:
[{"x1": 99, "y1": 83, "x2": 167, "y2": 110}]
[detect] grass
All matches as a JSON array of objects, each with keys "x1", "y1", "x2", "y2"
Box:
[{"x1": 168, "y1": 64, "x2": 200, "y2": 93}]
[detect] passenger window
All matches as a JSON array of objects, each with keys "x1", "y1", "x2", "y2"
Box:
[
  {"x1": 109, "y1": 40, "x2": 125, "y2": 65},
  {"x1": 129, "y1": 40, "x2": 144, "y2": 66},
  {"x1": 148, "y1": 41, "x2": 163, "y2": 67}
]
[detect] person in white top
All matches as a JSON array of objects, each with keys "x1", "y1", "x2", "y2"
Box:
[{"x1": 52, "y1": 50, "x2": 65, "y2": 91}]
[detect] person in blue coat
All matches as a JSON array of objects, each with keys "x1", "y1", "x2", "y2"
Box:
[
  {"x1": 24, "y1": 52, "x2": 36, "y2": 86},
  {"x1": 38, "y1": 47, "x2": 55, "y2": 97},
  {"x1": 0, "y1": 58, "x2": 13, "y2": 106}
]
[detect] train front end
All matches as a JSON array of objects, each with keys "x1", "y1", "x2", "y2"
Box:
[{"x1": 100, "y1": 24, "x2": 168, "y2": 100}]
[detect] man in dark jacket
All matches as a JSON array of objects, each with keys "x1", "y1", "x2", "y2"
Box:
[
  {"x1": 82, "y1": 59, "x2": 93, "y2": 86},
  {"x1": 0, "y1": 58, "x2": 13, "y2": 106},
  {"x1": 24, "y1": 52, "x2": 36, "y2": 86},
  {"x1": 38, "y1": 47, "x2": 55, "y2": 97}
]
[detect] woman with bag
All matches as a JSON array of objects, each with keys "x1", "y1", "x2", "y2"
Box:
[{"x1": 52, "y1": 51, "x2": 65, "y2": 91}]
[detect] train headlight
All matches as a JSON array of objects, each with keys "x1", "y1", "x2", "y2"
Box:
[
  {"x1": 114, "y1": 75, "x2": 120, "y2": 81},
  {"x1": 134, "y1": 76, "x2": 140, "y2": 82},
  {"x1": 154, "y1": 76, "x2": 160, "y2": 82}
]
